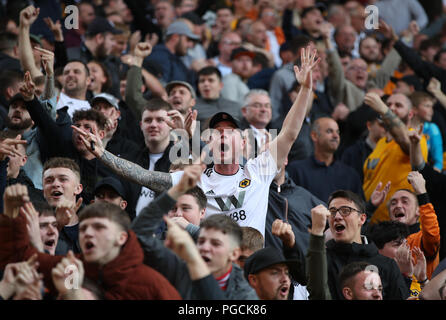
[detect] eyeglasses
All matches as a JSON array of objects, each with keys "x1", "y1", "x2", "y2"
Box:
[
  {"x1": 347, "y1": 66, "x2": 367, "y2": 72},
  {"x1": 328, "y1": 206, "x2": 362, "y2": 217},
  {"x1": 247, "y1": 102, "x2": 272, "y2": 109}
]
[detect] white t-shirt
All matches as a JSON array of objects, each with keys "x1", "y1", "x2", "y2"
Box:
[
  {"x1": 56, "y1": 92, "x2": 91, "y2": 118},
  {"x1": 171, "y1": 150, "x2": 279, "y2": 236},
  {"x1": 293, "y1": 284, "x2": 309, "y2": 300},
  {"x1": 266, "y1": 30, "x2": 282, "y2": 68},
  {"x1": 212, "y1": 57, "x2": 232, "y2": 78},
  {"x1": 135, "y1": 153, "x2": 164, "y2": 216}
]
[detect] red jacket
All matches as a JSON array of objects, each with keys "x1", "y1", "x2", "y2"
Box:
[{"x1": 0, "y1": 214, "x2": 182, "y2": 300}]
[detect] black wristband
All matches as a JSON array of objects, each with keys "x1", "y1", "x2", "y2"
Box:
[{"x1": 416, "y1": 193, "x2": 430, "y2": 206}]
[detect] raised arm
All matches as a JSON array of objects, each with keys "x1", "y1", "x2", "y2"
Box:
[
  {"x1": 18, "y1": 6, "x2": 43, "y2": 80},
  {"x1": 364, "y1": 92, "x2": 411, "y2": 154},
  {"x1": 269, "y1": 46, "x2": 319, "y2": 169},
  {"x1": 407, "y1": 171, "x2": 440, "y2": 263},
  {"x1": 71, "y1": 125, "x2": 173, "y2": 193},
  {"x1": 322, "y1": 23, "x2": 349, "y2": 107},
  {"x1": 124, "y1": 42, "x2": 162, "y2": 120},
  {"x1": 306, "y1": 205, "x2": 332, "y2": 300},
  {"x1": 427, "y1": 78, "x2": 446, "y2": 110}
]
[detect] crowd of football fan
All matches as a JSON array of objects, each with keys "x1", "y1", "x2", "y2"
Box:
[{"x1": 0, "y1": 0, "x2": 446, "y2": 301}]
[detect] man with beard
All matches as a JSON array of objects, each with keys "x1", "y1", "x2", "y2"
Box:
[
  {"x1": 166, "y1": 80, "x2": 196, "y2": 117},
  {"x1": 359, "y1": 36, "x2": 383, "y2": 78},
  {"x1": 55, "y1": 60, "x2": 92, "y2": 118},
  {"x1": 66, "y1": 16, "x2": 123, "y2": 99},
  {"x1": 363, "y1": 93, "x2": 428, "y2": 224},
  {"x1": 0, "y1": 131, "x2": 43, "y2": 203},
  {"x1": 287, "y1": 117, "x2": 364, "y2": 203},
  {"x1": 244, "y1": 247, "x2": 297, "y2": 300},
  {"x1": 143, "y1": 20, "x2": 198, "y2": 85},
  {"x1": 5, "y1": 92, "x2": 57, "y2": 191}
]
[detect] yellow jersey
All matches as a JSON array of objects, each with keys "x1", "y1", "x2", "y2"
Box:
[{"x1": 363, "y1": 135, "x2": 428, "y2": 224}]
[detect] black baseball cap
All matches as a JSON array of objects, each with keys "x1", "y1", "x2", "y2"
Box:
[
  {"x1": 244, "y1": 247, "x2": 305, "y2": 284},
  {"x1": 86, "y1": 17, "x2": 123, "y2": 37},
  {"x1": 8, "y1": 93, "x2": 26, "y2": 107},
  {"x1": 208, "y1": 112, "x2": 240, "y2": 129},
  {"x1": 94, "y1": 177, "x2": 126, "y2": 199},
  {"x1": 230, "y1": 47, "x2": 255, "y2": 61}
]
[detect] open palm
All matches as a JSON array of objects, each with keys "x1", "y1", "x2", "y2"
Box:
[{"x1": 294, "y1": 46, "x2": 320, "y2": 89}]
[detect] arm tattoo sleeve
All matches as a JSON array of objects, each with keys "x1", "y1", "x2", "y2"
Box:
[
  {"x1": 382, "y1": 109, "x2": 404, "y2": 129},
  {"x1": 100, "y1": 150, "x2": 173, "y2": 193},
  {"x1": 42, "y1": 75, "x2": 55, "y2": 101}
]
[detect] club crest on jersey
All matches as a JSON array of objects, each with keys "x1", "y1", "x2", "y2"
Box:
[{"x1": 239, "y1": 179, "x2": 251, "y2": 188}]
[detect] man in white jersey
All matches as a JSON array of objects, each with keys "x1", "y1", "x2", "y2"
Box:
[
  {"x1": 56, "y1": 60, "x2": 91, "y2": 117},
  {"x1": 72, "y1": 46, "x2": 319, "y2": 236}
]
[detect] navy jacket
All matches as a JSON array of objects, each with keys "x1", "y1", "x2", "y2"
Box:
[{"x1": 287, "y1": 155, "x2": 364, "y2": 203}]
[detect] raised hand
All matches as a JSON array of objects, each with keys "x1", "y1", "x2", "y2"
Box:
[
  {"x1": 20, "y1": 5, "x2": 40, "y2": 28},
  {"x1": 412, "y1": 246, "x2": 427, "y2": 284},
  {"x1": 164, "y1": 216, "x2": 201, "y2": 264},
  {"x1": 165, "y1": 110, "x2": 185, "y2": 130},
  {"x1": 43, "y1": 17, "x2": 63, "y2": 42},
  {"x1": 427, "y1": 77, "x2": 442, "y2": 95},
  {"x1": 34, "y1": 47, "x2": 55, "y2": 77},
  {"x1": 310, "y1": 204, "x2": 331, "y2": 236},
  {"x1": 19, "y1": 71, "x2": 36, "y2": 101},
  {"x1": 51, "y1": 251, "x2": 84, "y2": 297},
  {"x1": 21, "y1": 202, "x2": 44, "y2": 252},
  {"x1": 55, "y1": 197, "x2": 82, "y2": 230},
  {"x1": 184, "y1": 109, "x2": 197, "y2": 138},
  {"x1": 12, "y1": 254, "x2": 42, "y2": 300},
  {"x1": 3, "y1": 184, "x2": 30, "y2": 218},
  {"x1": 378, "y1": 18, "x2": 397, "y2": 41},
  {"x1": 407, "y1": 171, "x2": 426, "y2": 195},
  {"x1": 272, "y1": 219, "x2": 295, "y2": 248},
  {"x1": 364, "y1": 92, "x2": 388, "y2": 114},
  {"x1": 408, "y1": 21, "x2": 420, "y2": 37},
  {"x1": 134, "y1": 42, "x2": 152, "y2": 59},
  {"x1": 169, "y1": 152, "x2": 207, "y2": 198},
  {"x1": 129, "y1": 30, "x2": 142, "y2": 54},
  {"x1": 294, "y1": 46, "x2": 320, "y2": 89},
  {"x1": 408, "y1": 124, "x2": 423, "y2": 145},
  {"x1": 0, "y1": 135, "x2": 27, "y2": 161},
  {"x1": 370, "y1": 181, "x2": 391, "y2": 207},
  {"x1": 71, "y1": 125, "x2": 105, "y2": 158},
  {"x1": 394, "y1": 241, "x2": 413, "y2": 277},
  {"x1": 320, "y1": 22, "x2": 333, "y2": 40}
]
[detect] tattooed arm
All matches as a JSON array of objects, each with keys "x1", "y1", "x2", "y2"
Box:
[
  {"x1": 100, "y1": 150, "x2": 173, "y2": 193},
  {"x1": 364, "y1": 93, "x2": 411, "y2": 155},
  {"x1": 71, "y1": 125, "x2": 173, "y2": 192}
]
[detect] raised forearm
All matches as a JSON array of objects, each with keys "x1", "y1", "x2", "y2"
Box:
[
  {"x1": 42, "y1": 75, "x2": 55, "y2": 100},
  {"x1": 281, "y1": 86, "x2": 312, "y2": 141},
  {"x1": 18, "y1": 25, "x2": 43, "y2": 79},
  {"x1": 100, "y1": 150, "x2": 172, "y2": 192},
  {"x1": 141, "y1": 68, "x2": 167, "y2": 98},
  {"x1": 125, "y1": 66, "x2": 146, "y2": 120},
  {"x1": 381, "y1": 109, "x2": 411, "y2": 154},
  {"x1": 431, "y1": 89, "x2": 446, "y2": 110}
]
